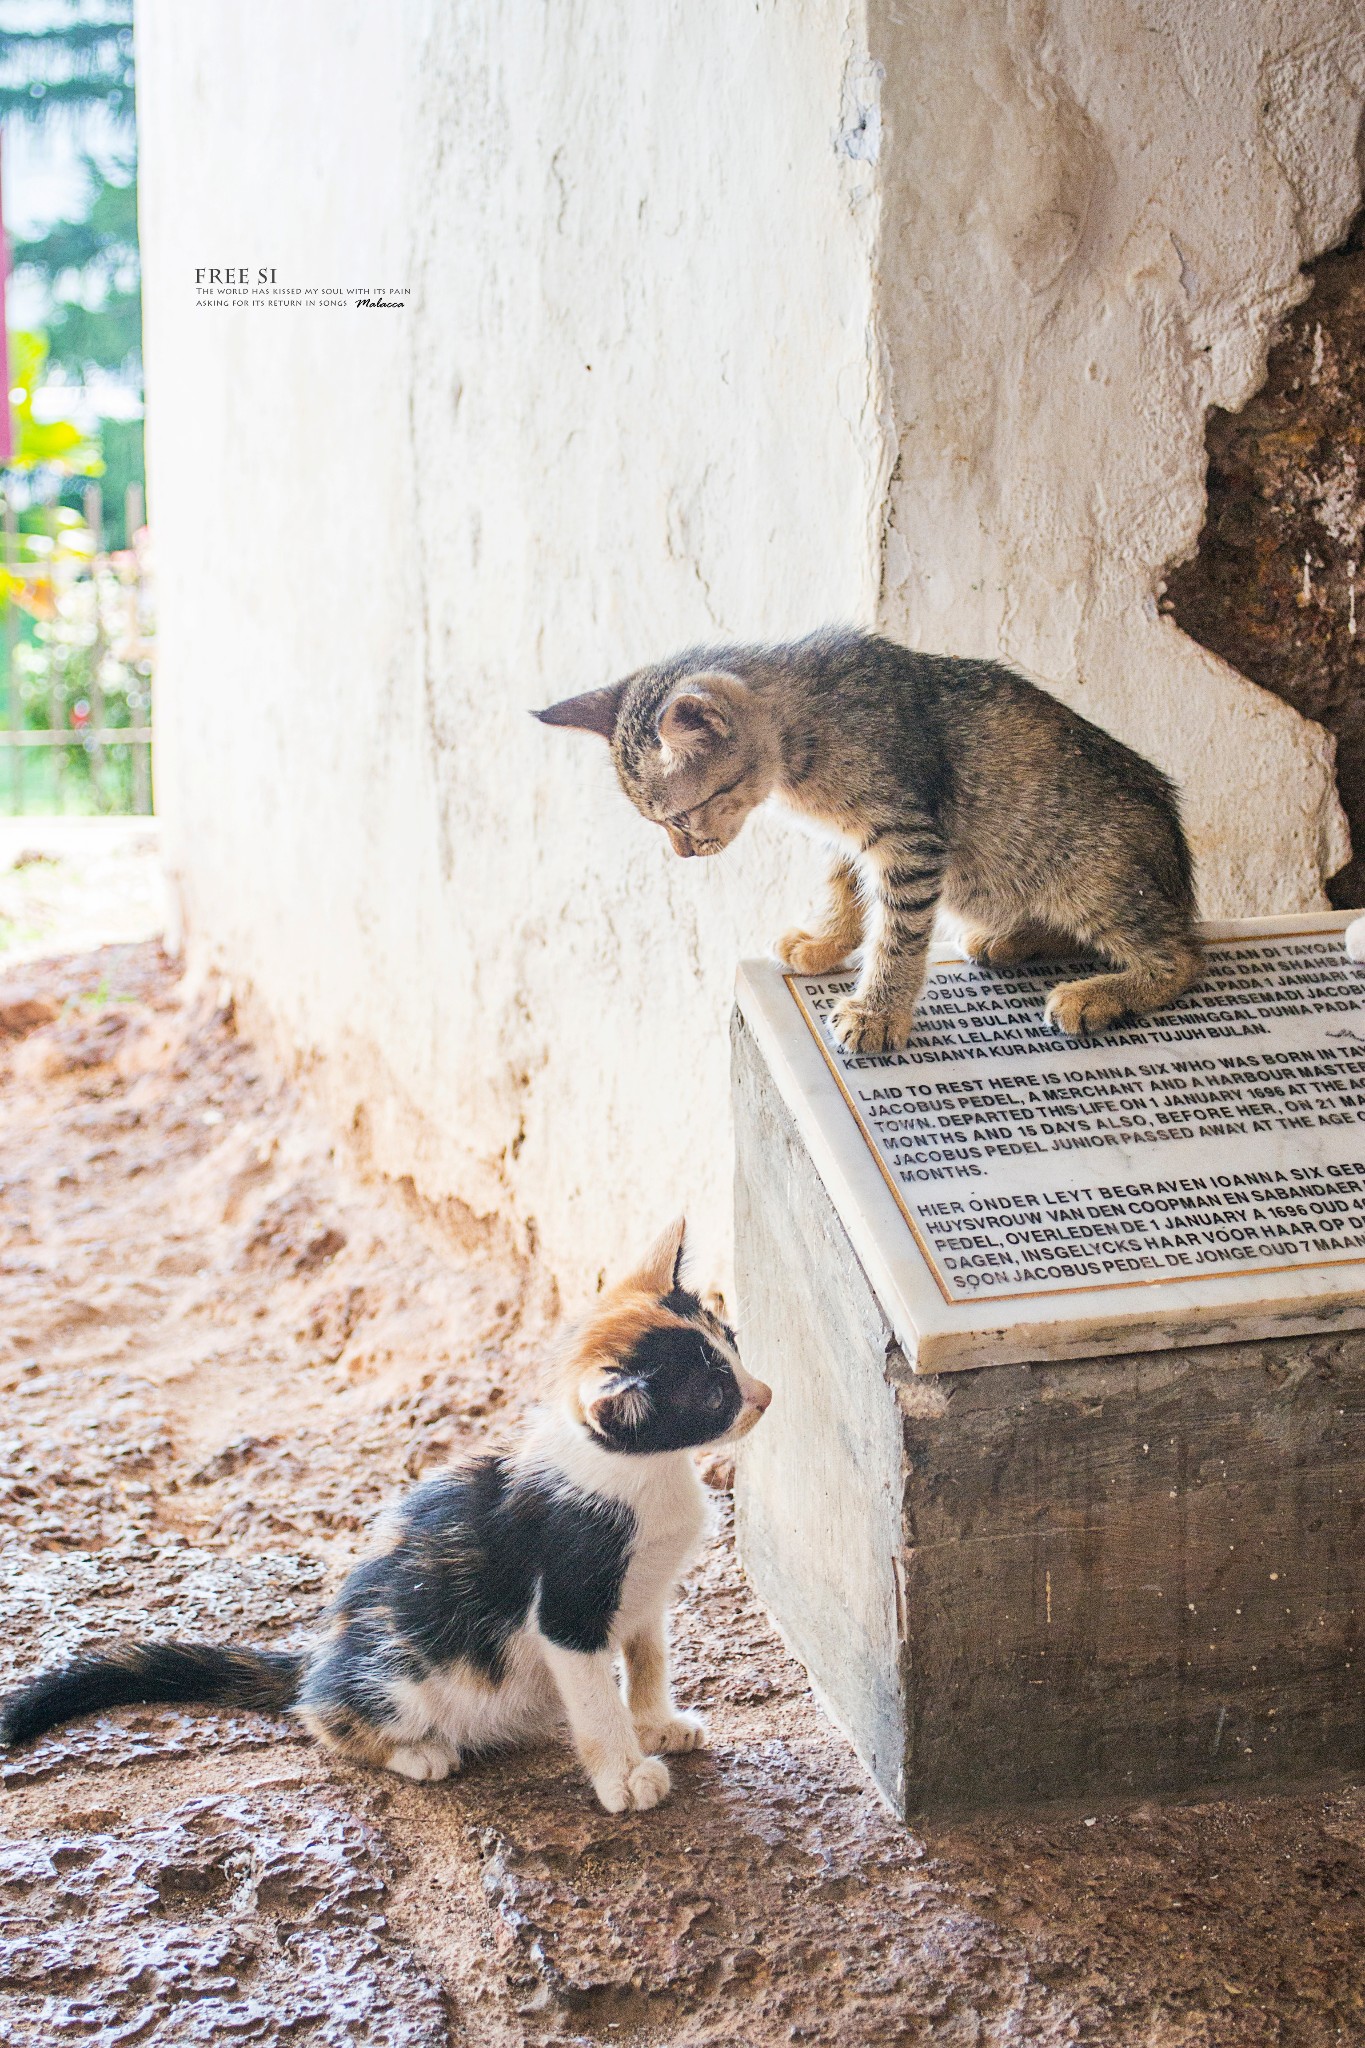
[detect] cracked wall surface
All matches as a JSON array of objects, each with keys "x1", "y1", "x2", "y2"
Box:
[
  {"x1": 871, "y1": 0, "x2": 1365, "y2": 915},
  {"x1": 139, "y1": 1, "x2": 1365, "y2": 1287},
  {"x1": 1165, "y1": 212, "x2": 1365, "y2": 906}
]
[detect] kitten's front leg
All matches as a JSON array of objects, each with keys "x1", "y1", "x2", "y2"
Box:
[
  {"x1": 830, "y1": 832, "x2": 943, "y2": 1055},
  {"x1": 775, "y1": 856, "x2": 865, "y2": 976},
  {"x1": 541, "y1": 1642, "x2": 671, "y2": 1813},
  {"x1": 624, "y1": 1615, "x2": 706, "y2": 1755}
]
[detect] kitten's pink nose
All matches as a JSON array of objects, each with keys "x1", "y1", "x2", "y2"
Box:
[
  {"x1": 667, "y1": 826, "x2": 697, "y2": 858},
  {"x1": 751, "y1": 1380, "x2": 772, "y2": 1411}
]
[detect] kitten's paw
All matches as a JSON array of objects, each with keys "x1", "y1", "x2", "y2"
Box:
[
  {"x1": 386, "y1": 1740, "x2": 458, "y2": 1782},
  {"x1": 957, "y1": 925, "x2": 996, "y2": 963},
  {"x1": 829, "y1": 996, "x2": 915, "y2": 1054},
  {"x1": 963, "y1": 922, "x2": 1073, "y2": 966},
  {"x1": 594, "y1": 1755, "x2": 673, "y2": 1813},
  {"x1": 961, "y1": 925, "x2": 1044, "y2": 966},
  {"x1": 625, "y1": 1756, "x2": 673, "y2": 1808},
  {"x1": 775, "y1": 928, "x2": 855, "y2": 975},
  {"x1": 1045, "y1": 978, "x2": 1129, "y2": 1038},
  {"x1": 637, "y1": 1712, "x2": 708, "y2": 1755}
]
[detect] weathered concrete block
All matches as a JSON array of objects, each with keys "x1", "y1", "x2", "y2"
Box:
[{"x1": 732, "y1": 1009, "x2": 1365, "y2": 1815}]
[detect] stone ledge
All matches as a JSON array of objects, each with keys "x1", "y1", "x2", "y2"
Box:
[{"x1": 732, "y1": 1007, "x2": 1365, "y2": 1815}]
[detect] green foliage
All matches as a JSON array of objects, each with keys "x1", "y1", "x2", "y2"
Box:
[
  {"x1": 0, "y1": 7, "x2": 134, "y2": 129},
  {"x1": 12, "y1": 161, "x2": 141, "y2": 381},
  {"x1": 0, "y1": 3, "x2": 148, "y2": 816},
  {"x1": 2, "y1": 507, "x2": 153, "y2": 817},
  {"x1": 83, "y1": 415, "x2": 142, "y2": 548},
  {"x1": 5, "y1": 329, "x2": 101, "y2": 474},
  {"x1": 43, "y1": 281, "x2": 141, "y2": 381},
  {"x1": 12, "y1": 156, "x2": 136, "y2": 278}
]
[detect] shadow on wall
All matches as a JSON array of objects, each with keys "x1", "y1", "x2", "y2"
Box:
[{"x1": 1165, "y1": 209, "x2": 1365, "y2": 908}]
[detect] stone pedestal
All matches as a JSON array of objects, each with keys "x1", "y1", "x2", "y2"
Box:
[{"x1": 731, "y1": 984, "x2": 1365, "y2": 1816}]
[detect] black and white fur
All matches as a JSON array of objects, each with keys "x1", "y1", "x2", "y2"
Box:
[{"x1": 0, "y1": 1219, "x2": 771, "y2": 1815}]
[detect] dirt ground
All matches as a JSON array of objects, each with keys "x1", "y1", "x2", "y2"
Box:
[{"x1": 3, "y1": 930, "x2": 1365, "y2": 2046}]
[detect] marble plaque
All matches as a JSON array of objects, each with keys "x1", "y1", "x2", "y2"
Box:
[{"x1": 735, "y1": 914, "x2": 1365, "y2": 1371}]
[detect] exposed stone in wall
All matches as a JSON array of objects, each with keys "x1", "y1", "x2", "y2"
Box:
[
  {"x1": 1166, "y1": 217, "x2": 1365, "y2": 906},
  {"x1": 871, "y1": 3, "x2": 1365, "y2": 921}
]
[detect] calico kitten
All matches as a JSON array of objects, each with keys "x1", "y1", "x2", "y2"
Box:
[
  {"x1": 0, "y1": 1220, "x2": 770, "y2": 1815},
  {"x1": 537, "y1": 628, "x2": 1201, "y2": 1053}
]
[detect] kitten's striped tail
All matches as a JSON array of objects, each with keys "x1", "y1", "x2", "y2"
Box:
[{"x1": 0, "y1": 1642, "x2": 303, "y2": 1747}]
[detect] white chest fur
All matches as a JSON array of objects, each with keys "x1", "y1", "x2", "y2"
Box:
[{"x1": 615, "y1": 1473, "x2": 708, "y2": 1632}]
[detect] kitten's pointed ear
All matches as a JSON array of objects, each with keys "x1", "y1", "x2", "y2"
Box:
[
  {"x1": 657, "y1": 685, "x2": 731, "y2": 755},
  {"x1": 534, "y1": 682, "x2": 626, "y2": 740},
  {"x1": 583, "y1": 1373, "x2": 650, "y2": 1442},
  {"x1": 631, "y1": 1215, "x2": 687, "y2": 1294}
]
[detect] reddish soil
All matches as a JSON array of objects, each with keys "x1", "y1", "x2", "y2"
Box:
[{"x1": 3, "y1": 940, "x2": 1365, "y2": 2046}]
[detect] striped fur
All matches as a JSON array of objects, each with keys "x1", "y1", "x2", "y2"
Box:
[{"x1": 537, "y1": 628, "x2": 1202, "y2": 1051}]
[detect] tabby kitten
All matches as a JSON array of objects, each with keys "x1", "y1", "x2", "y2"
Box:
[
  {"x1": 1, "y1": 1219, "x2": 770, "y2": 1816},
  {"x1": 537, "y1": 629, "x2": 1201, "y2": 1053}
]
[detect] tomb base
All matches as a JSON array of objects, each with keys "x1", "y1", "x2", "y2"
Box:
[{"x1": 731, "y1": 1009, "x2": 1365, "y2": 1816}]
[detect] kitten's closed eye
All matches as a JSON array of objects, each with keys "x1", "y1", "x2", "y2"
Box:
[{"x1": 665, "y1": 771, "x2": 748, "y2": 831}]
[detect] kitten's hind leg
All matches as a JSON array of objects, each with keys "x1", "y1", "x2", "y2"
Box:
[
  {"x1": 299, "y1": 1700, "x2": 461, "y2": 1781},
  {"x1": 961, "y1": 920, "x2": 1077, "y2": 966},
  {"x1": 775, "y1": 856, "x2": 865, "y2": 975},
  {"x1": 386, "y1": 1738, "x2": 460, "y2": 1782},
  {"x1": 298, "y1": 1645, "x2": 464, "y2": 1784},
  {"x1": 1045, "y1": 931, "x2": 1203, "y2": 1037}
]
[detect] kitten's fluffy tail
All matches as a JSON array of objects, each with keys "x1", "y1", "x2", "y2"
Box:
[{"x1": 0, "y1": 1641, "x2": 303, "y2": 1747}]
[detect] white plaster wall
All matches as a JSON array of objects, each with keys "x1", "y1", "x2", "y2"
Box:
[
  {"x1": 136, "y1": 0, "x2": 884, "y2": 1290},
  {"x1": 871, "y1": 0, "x2": 1365, "y2": 911},
  {"x1": 137, "y1": 0, "x2": 1365, "y2": 1293}
]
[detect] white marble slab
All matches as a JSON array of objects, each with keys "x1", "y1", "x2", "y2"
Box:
[{"x1": 735, "y1": 913, "x2": 1365, "y2": 1372}]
